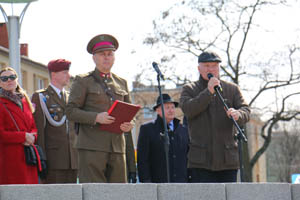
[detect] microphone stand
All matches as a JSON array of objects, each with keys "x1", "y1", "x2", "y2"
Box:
[
  {"x1": 214, "y1": 87, "x2": 247, "y2": 182},
  {"x1": 156, "y1": 74, "x2": 171, "y2": 183}
]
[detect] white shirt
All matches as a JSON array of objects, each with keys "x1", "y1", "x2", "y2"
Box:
[
  {"x1": 168, "y1": 120, "x2": 174, "y2": 131},
  {"x1": 50, "y1": 83, "x2": 64, "y2": 98}
]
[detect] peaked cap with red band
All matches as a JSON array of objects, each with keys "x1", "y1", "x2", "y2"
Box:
[
  {"x1": 87, "y1": 34, "x2": 119, "y2": 54},
  {"x1": 47, "y1": 59, "x2": 71, "y2": 72}
]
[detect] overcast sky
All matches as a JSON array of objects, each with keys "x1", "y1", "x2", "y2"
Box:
[
  {"x1": 0, "y1": 0, "x2": 299, "y2": 90},
  {"x1": 0, "y1": 0, "x2": 178, "y2": 86}
]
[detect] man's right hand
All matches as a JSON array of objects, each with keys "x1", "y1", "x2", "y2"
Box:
[
  {"x1": 95, "y1": 112, "x2": 115, "y2": 124},
  {"x1": 207, "y1": 76, "x2": 220, "y2": 94}
]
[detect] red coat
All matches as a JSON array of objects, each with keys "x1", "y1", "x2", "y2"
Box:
[{"x1": 0, "y1": 97, "x2": 38, "y2": 184}]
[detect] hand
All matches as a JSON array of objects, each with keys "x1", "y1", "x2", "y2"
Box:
[
  {"x1": 128, "y1": 172, "x2": 137, "y2": 183},
  {"x1": 120, "y1": 122, "x2": 133, "y2": 133},
  {"x1": 226, "y1": 108, "x2": 241, "y2": 121},
  {"x1": 24, "y1": 132, "x2": 35, "y2": 145},
  {"x1": 23, "y1": 141, "x2": 30, "y2": 146},
  {"x1": 95, "y1": 112, "x2": 115, "y2": 124},
  {"x1": 207, "y1": 77, "x2": 220, "y2": 94}
]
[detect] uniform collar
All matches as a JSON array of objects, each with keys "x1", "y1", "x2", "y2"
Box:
[
  {"x1": 50, "y1": 83, "x2": 64, "y2": 97},
  {"x1": 99, "y1": 72, "x2": 111, "y2": 78}
]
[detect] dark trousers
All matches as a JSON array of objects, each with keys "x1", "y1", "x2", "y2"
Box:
[{"x1": 188, "y1": 168, "x2": 237, "y2": 183}]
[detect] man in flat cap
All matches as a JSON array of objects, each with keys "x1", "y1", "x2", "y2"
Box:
[
  {"x1": 66, "y1": 34, "x2": 136, "y2": 183},
  {"x1": 137, "y1": 94, "x2": 189, "y2": 183},
  {"x1": 31, "y1": 59, "x2": 78, "y2": 183},
  {"x1": 179, "y1": 51, "x2": 250, "y2": 183}
]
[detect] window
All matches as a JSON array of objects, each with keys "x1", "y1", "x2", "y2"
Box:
[
  {"x1": 37, "y1": 77, "x2": 45, "y2": 90},
  {"x1": 143, "y1": 106, "x2": 155, "y2": 119}
]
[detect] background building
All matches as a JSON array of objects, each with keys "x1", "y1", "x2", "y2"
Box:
[{"x1": 0, "y1": 23, "x2": 49, "y2": 96}]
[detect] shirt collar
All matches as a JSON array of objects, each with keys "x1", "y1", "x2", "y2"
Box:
[
  {"x1": 50, "y1": 83, "x2": 64, "y2": 97},
  {"x1": 168, "y1": 120, "x2": 174, "y2": 131}
]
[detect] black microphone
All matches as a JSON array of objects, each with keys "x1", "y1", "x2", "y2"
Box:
[
  {"x1": 152, "y1": 62, "x2": 164, "y2": 80},
  {"x1": 207, "y1": 73, "x2": 222, "y2": 92}
]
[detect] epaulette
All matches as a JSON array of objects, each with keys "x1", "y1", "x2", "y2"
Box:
[
  {"x1": 36, "y1": 88, "x2": 47, "y2": 93},
  {"x1": 77, "y1": 71, "x2": 94, "y2": 78},
  {"x1": 111, "y1": 72, "x2": 126, "y2": 82}
]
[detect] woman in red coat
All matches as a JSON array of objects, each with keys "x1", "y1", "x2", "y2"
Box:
[{"x1": 0, "y1": 67, "x2": 38, "y2": 184}]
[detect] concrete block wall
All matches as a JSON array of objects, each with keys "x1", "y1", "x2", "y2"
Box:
[{"x1": 0, "y1": 183, "x2": 299, "y2": 200}]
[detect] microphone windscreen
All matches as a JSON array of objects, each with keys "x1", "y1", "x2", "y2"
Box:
[{"x1": 207, "y1": 73, "x2": 213, "y2": 79}]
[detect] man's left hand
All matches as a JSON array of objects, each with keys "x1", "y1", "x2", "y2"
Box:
[
  {"x1": 120, "y1": 122, "x2": 134, "y2": 133},
  {"x1": 226, "y1": 108, "x2": 241, "y2": 121}
]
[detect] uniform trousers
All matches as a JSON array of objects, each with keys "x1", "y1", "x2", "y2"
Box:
[
  {"x1": 188, "y1": 168, "x2": 238, "y2": 183},
  {"x1": 78, "y1": 149, "x2": 127, "y2": 183},
  {"x1": 44, "y1": 169, "x2": 77, "y2": 184}
]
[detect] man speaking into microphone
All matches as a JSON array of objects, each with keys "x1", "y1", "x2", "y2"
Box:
[{"x1": 179, "y1": 51, "x2": 250, "y2": 183}]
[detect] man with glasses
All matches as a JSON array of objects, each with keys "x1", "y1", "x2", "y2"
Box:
[{"x1": 66, "y1": 34, "x2": 136, "y2": 183}]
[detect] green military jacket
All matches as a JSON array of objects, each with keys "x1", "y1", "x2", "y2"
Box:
[
  {"x1": 66, "y1": 68, "x2": 135, "y2": 170},
  {"x1": 31, "y1": 85, "x2": 78, "y2": 170}
]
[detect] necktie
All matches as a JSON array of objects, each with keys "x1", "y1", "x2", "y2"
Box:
[
  {"x1": 60, "y1": 91, "x2": 64, "y2": 101},
  {"x1": 168, "y1": 123, "x2": 173, "y2": 131}
]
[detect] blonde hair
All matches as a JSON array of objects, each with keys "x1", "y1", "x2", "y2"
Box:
[{"x1": 0, "y1": 67, "x2": 34, "y2": 113}]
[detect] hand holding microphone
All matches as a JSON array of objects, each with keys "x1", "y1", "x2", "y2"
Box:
[{"x1": 207, "y1": 73, "x2": 221, "y2": 94}]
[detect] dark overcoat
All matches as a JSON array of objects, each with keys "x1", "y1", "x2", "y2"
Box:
[{"x1": 137, "y1": 116, "x2": 189, "y2": 183}]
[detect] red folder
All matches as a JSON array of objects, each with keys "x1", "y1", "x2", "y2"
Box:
[{"x1": 100, "y1": 100, "x2": 141, "y2": 134}]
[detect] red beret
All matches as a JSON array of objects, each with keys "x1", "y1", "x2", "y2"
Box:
[{"x1": 47, "y1": 59, "x2": 71, "y2": 72}]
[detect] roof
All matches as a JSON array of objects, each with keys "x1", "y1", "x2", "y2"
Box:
[{"x1": 0, "y1": 45, "x2": 47, "y2": 70}]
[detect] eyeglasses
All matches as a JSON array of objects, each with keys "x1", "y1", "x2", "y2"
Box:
[{"x1": 0, "y1": 75, "x2": 17, "y2": 82}]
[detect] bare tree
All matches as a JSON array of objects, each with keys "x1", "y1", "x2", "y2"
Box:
[
  {"x1": 138, "y1": 0, "x2": 300, "y2": 181},
  {"x1": 267, "y1": 120, "x2": 300, "y2": 182}
]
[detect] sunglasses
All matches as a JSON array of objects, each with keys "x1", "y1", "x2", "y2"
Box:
[{"x1": 0, "y1": 74, "x2": 17, "y2": 82}]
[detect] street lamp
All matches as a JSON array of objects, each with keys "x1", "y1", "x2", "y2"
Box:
[{"x1": 0, "y1": 0, "x2": 37, "y2": 86}]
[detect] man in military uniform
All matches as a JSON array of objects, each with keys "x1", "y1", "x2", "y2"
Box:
[
  {"x1": 31, "y1": 59, "x2": 78, "y2": 183},
  {"x1": 66, "y1": 34, "x2": 136, "y2": 183}
]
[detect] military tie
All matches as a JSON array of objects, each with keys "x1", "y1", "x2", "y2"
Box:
[{"x1": 60, "y1": 91, "x2": 64, "y2": 101}]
